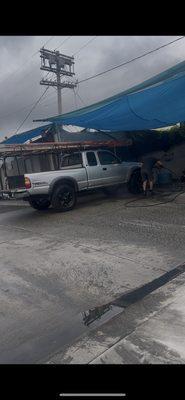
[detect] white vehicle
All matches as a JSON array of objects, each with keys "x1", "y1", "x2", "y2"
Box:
[{"x1": 12, "y1": 149, "x2": 142, "y2": 211}]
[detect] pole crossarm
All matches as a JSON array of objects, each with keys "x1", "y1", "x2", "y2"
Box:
[
  {"x1": 40, "y1": 47, "x2": 77, "y2": 116},
  {"x1": 40, "y1": 79, "x2": 77, "y2": 89},
  {"x1": 40, "y1": 66, "x2": 75, "y2": 76}
]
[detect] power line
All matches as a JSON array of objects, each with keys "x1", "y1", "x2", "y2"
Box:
[
  {"x1": 14, "y1": 87, "x2": 49, "y2": 135},
  {"x1": 42, "y1": 37, "x2": 185, "y2": 109},
  {"x1": 14, "y1": 38, "x2": 56, "y2": 81},
  {"x1": 38, "y1": 37, "x2": 97, "y2": 107},
  {"x1": 54, "y1": 36, "x2": 72, "y2": 51},
  {"x1": 0, "y1": 85, "x2": 57, "y2": 120},
  {"x1": 73, "y1": 36, "x2": 97, "y2": 56},
  {"x1": 32, "y1": 36, "x2": 55, "y2": 57},
  {"x1": 42, "y1": 36, "x2": 55, "y2": 48},
  {"x1": 0, "y1": 101, "x2": 39, "y2": 120},
  {"x1": 4, "y1": 36, "x2": 184, "y2": 126},
  {"x1": 17, "y1": 37, "x2": 72, "y2": 98},
  {"x1": 0, "y1": 38, "x2": 74, "y2": 132},
  {"x1": 0, "y1": 36, "x2": 56, "y2": 104},
  {"x1": 76, "y1": 91, "x2": 86, "y2": 106},
  {"x1": 40, "y1": 48, "x2": 77, "y2": 115},
  {"x1": 0, "y1": 86, "x2": 56, "y2": 120},
  {"x1": 3, "y1": 39, "x2": 61, "y2": 105},
  {"x1": 0, "y1": 36, "x2": 184, "y2": 126},
  {"x1": 74, "y1": 85, "x2": 86, "y2": 106},
  {"x1": 21, "y1": 37, "x2": 72, "y2": 83},
  {"x1": 20, "y1": 37, "x2": 96, "y2": 114},
  {"x1": 0, "y1": 36, "x2": 55, "y2": 85},
  {"x1": 39, "y1": 88, "x2": 85, "y2": 112},
  {"x1": 43, "y1": 36, "x2": 185, "y2": 108},
  {"x1": 78, "y1": 36, "x2": 185, "y2": 84},
  {"x1": 41, "y1": 87, "x2": 72, "y2": 108},
  {"x1": 73, "y1": 88, "x2": 78, "y2": 110},
  {"x1": 40, "y1": 37, "x2": 97, "y2": 106}
]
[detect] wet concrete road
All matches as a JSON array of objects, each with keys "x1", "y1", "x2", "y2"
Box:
[{"x1": 0, "y1": 189, "x2": 185, "y2": 363}]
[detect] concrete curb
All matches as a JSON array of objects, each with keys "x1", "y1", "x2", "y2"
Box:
[{"x1": 0, "y1": 200, "x2": 29, "y2": 206}]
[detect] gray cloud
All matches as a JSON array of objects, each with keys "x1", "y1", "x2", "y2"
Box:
[{"x1": 0, "y1": 35, "x2": 184, "y2": 140}]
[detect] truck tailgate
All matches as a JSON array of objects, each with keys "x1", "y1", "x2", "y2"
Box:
[{"x1": 7, "y1": 175, "x2": 25, "y2": 190}]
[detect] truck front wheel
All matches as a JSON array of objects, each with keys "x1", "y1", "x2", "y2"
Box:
[
  {"x1": 51, "y1": 184, "x2": 76, "y2": 212},
  {"x1": 28, "y1": 198, "x2": 51, "y2": 210},
  {"x1": 128, "y1": 170, "x2": 142, "y2": 194}
]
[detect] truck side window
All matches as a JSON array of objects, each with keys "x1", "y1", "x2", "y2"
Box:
[
  {"x1": 61, "y1": 152, "x2": 82, "y2": 168},
  {"x1": 86, "y1": 152, "x2": 97, "y2": 166},
  {"x1": 98, "y1": 151, "x2": 120, "y2": 165}
]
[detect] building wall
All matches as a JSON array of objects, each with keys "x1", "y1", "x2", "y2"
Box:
[{"x1": 141, "y1": 142, "x2": 185, "y2": 178}]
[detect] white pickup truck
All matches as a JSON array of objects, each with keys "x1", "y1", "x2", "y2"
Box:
[{"x1": 13, "y1": 149, "x2": 142, "y2": 211}]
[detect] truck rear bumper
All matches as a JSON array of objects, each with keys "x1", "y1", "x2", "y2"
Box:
[
  {"x1": 13, "y1": 191, "x2": 50, "y2": 202},
  {"x1": 12, "y1": 190, "x2": 28, "y2": 200}
]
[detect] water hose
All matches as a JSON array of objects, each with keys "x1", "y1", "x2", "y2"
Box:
[{"x1": 124, "y1": 167, "x2": 185, "y2": 208}]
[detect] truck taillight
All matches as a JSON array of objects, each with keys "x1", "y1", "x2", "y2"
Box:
[{"x1": 25, "y1": 177, "x2": 31, "y2": 189}]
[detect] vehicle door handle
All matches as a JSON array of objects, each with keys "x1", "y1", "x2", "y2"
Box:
[{"x1": 102, "y1": 167, "x2": 107, "y2": 170}]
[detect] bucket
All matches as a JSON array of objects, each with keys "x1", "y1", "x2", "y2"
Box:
[{"x1": 157, "y1": 169, "x2": 172, "y2": 185}]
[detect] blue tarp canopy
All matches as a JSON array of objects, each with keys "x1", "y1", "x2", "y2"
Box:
[
  {"x1": 35, "y1": 60, "x2": 185, "y2": 132},
  {"x1": 1, "y1": 124, "x2": 52, "y2": 144}
]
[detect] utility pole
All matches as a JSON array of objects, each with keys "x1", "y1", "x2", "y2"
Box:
[
  {"x1": 56, "y1": 70, "x2": 62, "y2": 115},
  {"x1": 40, "y1": 48, "x2": 77, "y2": 115}
]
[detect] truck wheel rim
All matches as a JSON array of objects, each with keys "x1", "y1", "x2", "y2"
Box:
[{"x1": 58, "y1": 191, "x2": 73, "y2": 208}]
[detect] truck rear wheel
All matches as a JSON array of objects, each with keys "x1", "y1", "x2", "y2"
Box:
[
  {"x1": 28, "y1": 198, "x2": 51, "y2": 210},
  {"x1": 51, "y1": 184, "x2": 76, "y2": 212},
  {"x1": 128, "y1": 169, "x2": 142, "y2": 194}
]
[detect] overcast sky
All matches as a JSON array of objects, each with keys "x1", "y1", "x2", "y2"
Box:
[{"x1": 0, "y1": 35, "x2": 185, "y2": 141}]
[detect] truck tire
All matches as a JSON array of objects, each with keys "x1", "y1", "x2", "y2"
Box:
[
  {"x1": 127, "y1": 169, "x2": 142, "y2": 194},
  {"x1": 51, "y1": 184, "x2": 76, "y2": 212},
  {"x1": 28, "y1": 198, "x2": 51, "y2": 210}
]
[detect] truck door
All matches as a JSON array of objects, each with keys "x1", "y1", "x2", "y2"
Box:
[
  {"x1": 84, "y1": 151, "x2": 100, "y2": 187},
  {"x1": 85, "y1": 150, "x2": 124, "y2": 188},
  {"x1": 96, "y1": 150, "x2": 125, "y2": 186}
]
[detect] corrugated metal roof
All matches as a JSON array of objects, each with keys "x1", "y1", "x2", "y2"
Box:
[{"x1": 1, "y1": 124, "x2": 53, "y2": 144}]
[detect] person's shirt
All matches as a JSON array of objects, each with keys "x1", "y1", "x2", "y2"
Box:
[{"x1": 141, "y1": 157, "x2": 159, "y2": 171}]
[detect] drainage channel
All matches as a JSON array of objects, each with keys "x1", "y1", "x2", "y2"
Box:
[
  {"x1": 3, "y1": 262, "x2": 185, "y2": 364},
  {"x1": 82, "y1": 262, "x2": 185, "y2": 329},
  {"x1": 42, "y1": 261, "x2": 185, "y2": 364}
]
